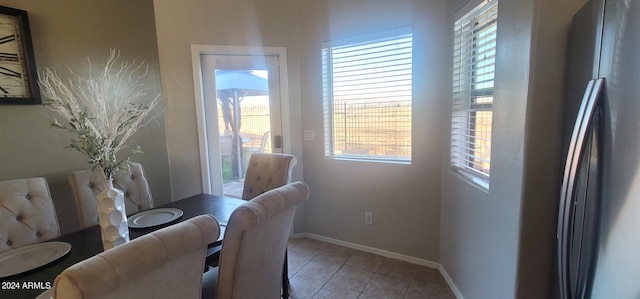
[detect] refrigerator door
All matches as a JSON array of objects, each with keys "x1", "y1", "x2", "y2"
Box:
[
  {"x1": 557, "y1": 79, "x2": 604, "y2": 299},
  {"x1": 554, "y1": 2, "x2": 606, "y2": 298},
  {"x1": 589, "y1": 0, "x2": 640, "y2": 297}
]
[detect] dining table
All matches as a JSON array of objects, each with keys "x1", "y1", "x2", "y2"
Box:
[{"x1": 0, "y1": 193, "x2": 245, "y2": 299}]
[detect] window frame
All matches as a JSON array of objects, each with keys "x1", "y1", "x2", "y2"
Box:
[
  {"x1": 322, "y1": 27, "x2": 413, "y2": 164},
  {"x1": 450, "y1": 0, "x2": 498, "y2": 189}
]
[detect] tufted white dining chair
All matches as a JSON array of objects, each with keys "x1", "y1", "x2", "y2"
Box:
[
  {"x1": 202, "y1": 182, "x2": 310, "y2": 299},
  {"x1": 0, "y1": 177, "x2": 60, "y2": 253},
  {"x1": 67, "y1": 162, "x2": 154, "y2": 229},
  {"x1": 54, "y1": 214, "x2": 220, "y2": 299},
  {"x1": 241, "y1": 153, "x2": 297, "y2": 200},
  {"x1": 208, "y1": 153, "x2": 298, "y2": 271}
]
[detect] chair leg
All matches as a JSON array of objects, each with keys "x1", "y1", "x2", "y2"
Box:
[{"x1": 282, "y1": 249, "x2": 289, "y2": 298}]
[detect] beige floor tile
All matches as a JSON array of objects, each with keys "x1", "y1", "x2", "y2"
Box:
[
  {"x1": 407, "y1": 273, "x2": 456, "y2": 299},
  {"x1": 289, "y1": 277, "x2": 324, "y2": 299},
  {"x1": 376, "y1": 257, "x2": 423, "y2": 281},
  {"x1": 296, "y1": 237, "x2": 328, "y2": 254},
  {"x1": 289, "y1": 254, "x2": 342, "y2": 298},
  {"x1": 288, "y1": 237, "x2": 305, "y2": 249},
  {"x1": 412, "y1": 267, "x2": 446, "y2": 285},
  {"x1": 313, "y1": 284, "x2": 361, "y2": 299},
  {"x1": 318, "y1": 243, "x2": 357, "y2": 264},
  {"x1": 287, "y1": 238, "x2": 455, "y2": 299},
  {"x1": 325, "y1": 264, "x2": 374, "y2": 292},
  {"x1": 288, "y1": 245, "x2": 318, "y2": 277},
  {"x1": 345, "y1": 251, "x2": 384, "y2": 272},
  {"x1": 304, "y1": 254, "x2": 343, "y2": 275},
  {"x1": 405, "y1": 284, "x2": 431, "y2": 299},
  {"x1": 360, "y1": 273, "x2": 410, "y2": 299}
]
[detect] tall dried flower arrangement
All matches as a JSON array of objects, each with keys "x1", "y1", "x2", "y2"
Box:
[{"x1": 38, "y1": 50, "x2": 161, "y2": 179}]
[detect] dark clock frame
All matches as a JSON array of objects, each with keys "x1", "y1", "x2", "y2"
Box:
[{"x1": 0, "y1": 6, "x2": 40, "y2": 105}]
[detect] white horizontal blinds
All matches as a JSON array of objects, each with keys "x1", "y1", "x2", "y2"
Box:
[
  {"x1": 322, "y1": 28, "x2": 412, "y2": 162},
  {"x1": 322, "y1": 47, "x2": 334, "y2": 159},
  {"x1": 451, "y1": 0, "x2": 497, "y2": 180}
]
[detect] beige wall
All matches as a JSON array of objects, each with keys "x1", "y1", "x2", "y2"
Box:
[
  {"x1": 440, "y1": 0, "x2": 587, "y2": 298},
  {"x1": 440, "y1": 0, "x2": 532, "y2": 296},
  {"x1": 297, "y1": 0, "x2": 447, "y2": 261},
  {"x1": 152, "y1": 0, "x2": 304, "y2": 218},
  {"x1": 154, "y1": 0, "x2": 305, "y2": 230},
  {"x1": 0, "y1": 0, "x2": 170, "y2": 234},
  {"x1": 154, "y1": 0, "x2": 446, "y2": 261}
]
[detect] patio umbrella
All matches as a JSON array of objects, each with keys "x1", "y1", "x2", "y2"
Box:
[{"x1": 214, "y1": 70, "x2": 268, "y2": 179}]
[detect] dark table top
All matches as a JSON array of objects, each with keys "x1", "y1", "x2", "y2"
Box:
[{"x1": 0, "y1": 193, "x2": 245, "y2": 299}]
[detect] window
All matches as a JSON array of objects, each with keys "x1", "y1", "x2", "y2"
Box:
[
  {"x1": 322, "y1": 27, "x2": 412, "y2": 163},
  {"x1": 451, "y1": 0, "x2": 497, "y2": 187}
]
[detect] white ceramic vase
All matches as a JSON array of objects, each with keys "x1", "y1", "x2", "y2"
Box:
[{"x1": 96, "y1": 179, "x2": 130, "y2": 250}]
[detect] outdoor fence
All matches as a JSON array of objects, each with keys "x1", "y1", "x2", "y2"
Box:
[
  {"x1": 331, "y1": 100, "x2": 411, "y2": 160},
  {"x1": 218, "y1": 104, "x2": 271, "y2": 152},
  {"x1": 218, "y1": 100, "x2": 412, "y2": 160}
]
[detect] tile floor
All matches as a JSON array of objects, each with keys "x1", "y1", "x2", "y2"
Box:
[{"x1": 286, "y1": 237, "x2": 455, "y2": 299}]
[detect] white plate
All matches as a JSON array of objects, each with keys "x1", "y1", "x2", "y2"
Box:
[
  {"x1": 0, "y1": 242, "x2": 71, "y2": 278},
  {"x1": 128, "y1": 208, "x2": 184, "y2": 228},
  {"x1": 35, "y1": 288, "x2": 52, "y2": 299}
]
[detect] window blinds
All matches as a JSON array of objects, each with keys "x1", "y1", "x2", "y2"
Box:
[
  {"x1": 451, "y1": 0, "x2": 498, "y2": 181},
  {"x1": 322, "y1": 28, "x2": 413, "y2": 162}
]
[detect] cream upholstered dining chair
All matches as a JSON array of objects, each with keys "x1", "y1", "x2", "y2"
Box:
[
  {"x1": 241, "y1": 153, "x2": 297, "y2": 200},
  {"x1": 202, "y1": 181, "x2": 310, "y2": 299},
  {"x1": 53, "y1": 214, "x2": 220, "y2": 299},
  {"x1": 68, "y1": 162, "x2": 154, "y2": 229},
  {"x1": 0, "y1": 177, "x2": 60, "y2": 253},
  {"x1": 209, "y1": 153, "x2": 297, "y2": 267}
]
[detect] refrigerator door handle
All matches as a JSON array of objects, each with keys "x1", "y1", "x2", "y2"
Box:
[{"x1": 557, "y1": 78, "x2": 605, "y2": 299}]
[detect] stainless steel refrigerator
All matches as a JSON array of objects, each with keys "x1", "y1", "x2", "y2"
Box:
[{"x1": 557, "y1": 0, "x2": 640, "y2": 298}]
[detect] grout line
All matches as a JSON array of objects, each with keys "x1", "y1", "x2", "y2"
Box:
[
  {"x1": 403, "y1": 274, "x2": 419, "y2": 299},
  {"x1": 310, "y1": 261, "x2": 344, "y2": 299},
  {"x1": 358, "y1": 268, "x2": 375, "y2": 299}
]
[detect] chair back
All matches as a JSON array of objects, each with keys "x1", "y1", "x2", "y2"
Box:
[
  {"x1": 0, "y1": 177, "x2": 60, "y2": 253},
  {"x1": 68, "y1": 162, "x2": 154, "y2": 228},
  {"x1": 242, "y1": 153, "x2": 297, "y2": 200},
  {"x1": 215, "y1": 181, "x2": 309, "y2": 299},
  {"x1": 53, "y1": 214, "x2": 220, "y2": 299}
]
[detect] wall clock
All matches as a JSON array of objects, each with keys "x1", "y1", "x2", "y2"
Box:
[{"x1": 0, "y1": 6, "x2": 40, "y2": 105}]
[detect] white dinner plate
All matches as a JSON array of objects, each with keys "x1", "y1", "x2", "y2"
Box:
[
  {"x1": 0, "y1": 242, "x2": 71, "y2": 278},
  {"x1": 35, "y1": 288, "x2": 52, "y2": 299},
  {"x1": 128, "y1": 208, "x2": 184, "y2": 228}
]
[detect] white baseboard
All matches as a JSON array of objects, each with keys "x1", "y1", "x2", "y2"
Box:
[
  {"x1": 438, "y1": 265, "x2": 465, "y2": 299},
  {"x1": 291, "y1": 233, "x2": 463, "y2": 298},
  {"x1": 304, "y1": 233, "x2": 439, "y2": 268}
]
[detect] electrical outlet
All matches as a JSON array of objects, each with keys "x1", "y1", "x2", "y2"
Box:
[{"x1": 365, "y1": 212, "x2": 373, "y2": 224}]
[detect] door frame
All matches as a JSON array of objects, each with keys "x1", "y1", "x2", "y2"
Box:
[{"x1": 191, "y1": 45, "x2": 291, "y2": 194}]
